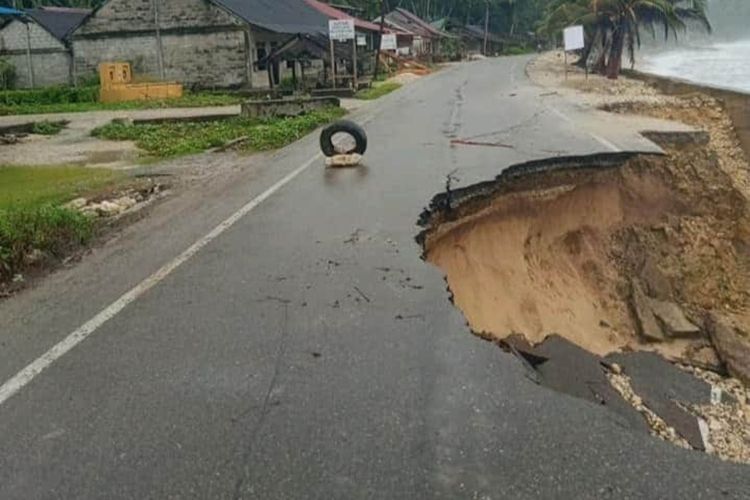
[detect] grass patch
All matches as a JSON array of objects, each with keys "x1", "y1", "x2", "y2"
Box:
[
  {"x1": 30, "y1": 120, "x2": 66, "y2": 135},
  {"x1": 92, "y1": 107, "x2": 347, "y2": 158},
  {"x1": 356, "y1": 82, "x2": 402, "y2": 100},
  {"x1": 502, "y1": 46, "x2": 535, "y2": 56},
  {"x1": 0, "y1": 205, "x2": 93, "y2": 281},
  {"x1": 0, "y1": 87, "x2": 242, "y2": 116},
  {"x1": 0, "y1": 166, "x2": 122, "y2": 209},
  {"x1": 0, "y1": 165, "x2": 123, "y2": 282}
]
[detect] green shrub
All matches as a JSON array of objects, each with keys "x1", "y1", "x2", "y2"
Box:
[
  {"x1": 356, "y1": 82, "x2": 402, "y2": 100},
  {"x1": 502, "y1": 45, "x2": 534, "y2": 56},
  {"x1": 31, "y1": 120, "x2": 66, "y2": 135},
  {"x1": 279, "y1": 76, "x2": 297, "y2": 91},
  {"x1": 0, "y1": 205, "x2": 92, "y2": 280},
  {"x1": 0, "y1": 85, "x2": 99, "y2": 106},
  {"x1": 0, "y1": 58, "x2": 16, "y2": 90},
  {"x1": 92, "y1": 107, "x2": 346, "y2": 158}
]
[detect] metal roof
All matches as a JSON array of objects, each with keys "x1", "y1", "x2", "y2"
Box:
[
  {"x1": 212, "y1": 0, "x2": 330, "y2": 34},
  {"x1": 304, "y1": 0, "x2": 382, "y2": 33},
  {"x1": 25, "y1": 7, "x2": 90, "y2": 42}
]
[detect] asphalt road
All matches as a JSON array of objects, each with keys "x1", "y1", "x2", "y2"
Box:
[{"x1": 1, "y1": 57, "x2": 748, "y2": 499}]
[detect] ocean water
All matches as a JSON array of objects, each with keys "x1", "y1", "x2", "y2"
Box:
[{"x1": 640, "y1": 40, "x2": 750, "y2": 94}]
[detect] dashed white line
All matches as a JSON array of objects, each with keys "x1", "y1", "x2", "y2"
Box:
[
  {"x1": 545, "y1": 104, "x2": 620, "y2": 152},
  {"x1": 0, "y1": 152, "x2": 323, "y2": 407}
]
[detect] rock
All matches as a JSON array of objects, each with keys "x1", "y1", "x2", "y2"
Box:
[
  {"x1": 682, "y1": 344, "x2": 725, "y2": 373},
  {"x1": 630, "y1": 279, "x2": 665, "y2": 341},
  {"x1": 707, "y1": 313, "x2": 750, "y2": 385},
  {"x1": 97, "y1": 201, "x2": 123, "y2": 216},
  {"x1": 114, "y1": 196, "x2": 137, "y2": 210},
  {"x1": 649, "y1": 299, "x2": 701, "y2": 338},
  {"x1": 66, "y1": 197, "x2": 87, "y2": 210},
  {"x1": 641, "y1": 256, "x2": 673, "y2": 299}
]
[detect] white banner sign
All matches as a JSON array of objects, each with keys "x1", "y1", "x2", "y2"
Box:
[
  {"x1": 563, "y1": 25, "x2": 585, "y2": 51},
  {"x1": 380, "y1": 33, "x2": 397, "y2": 51},
  {"x1": 357, "y1": 35, "x2": 367, "y2": 46},
  {"x1": 329, "y1": 19, "x2": 355, "y2": 41}
]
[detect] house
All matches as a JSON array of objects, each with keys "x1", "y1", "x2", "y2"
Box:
[
  {"x1": 71, "y1": 0, "x2": 332, "y2": 89},
  {"x1": 0, "y1": 7, "x2": 89, "y2": 88},
  {"x1": 456, "y1": 25, "x2": 505, "y2": 56},
  {"x1": 374, "y1": 8, "x2": 448, "y2": 56},
  {"x1": 304, "y1": 0, "x2": 383, "y2": 50}
]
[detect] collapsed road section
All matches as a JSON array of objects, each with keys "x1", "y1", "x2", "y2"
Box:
[{"x1": 419, "y1": 131, "x2": 750, "y2": 463}]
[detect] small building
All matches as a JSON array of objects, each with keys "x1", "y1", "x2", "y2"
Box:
[
  {"x1": 456, "y1": 25, "x2": 505, "y2": 56},
  {"x1": 0, "y1": 7, "x2": 89, "y2": 88},
  {"x1": 71, "y1": 0, "x2": 332, "y2": 90},
  {"x1": 374, "y1": 8, "x2": 448, "y2": 57}
]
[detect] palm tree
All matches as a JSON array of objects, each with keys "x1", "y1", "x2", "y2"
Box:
[{"x1": 539, "y1": 0, "x2": 711, "y2": 79}]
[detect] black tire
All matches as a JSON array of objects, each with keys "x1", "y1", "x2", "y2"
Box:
[{"x1": 319, "y1": 120, "x2": 368, "y2": 157}]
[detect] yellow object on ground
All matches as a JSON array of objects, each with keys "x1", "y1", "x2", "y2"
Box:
[{"x1": 99, "y1": 63, "x2": 183, "y2": 104}]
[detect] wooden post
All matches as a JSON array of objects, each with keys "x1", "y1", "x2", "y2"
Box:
[
  {"x1": 564, "y1": 50, "x2": 568, "y2": 80},
  {"x1": 352, "y1": 38, "x2": 358, "y2": 90},
  {"x1": 330, "y1": 38, "x2": 336, "y2": 89}
]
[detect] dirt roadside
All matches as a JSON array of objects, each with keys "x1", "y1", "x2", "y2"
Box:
[{"x1": 423, "y1": 52, "x2": 750, "y2": 463}]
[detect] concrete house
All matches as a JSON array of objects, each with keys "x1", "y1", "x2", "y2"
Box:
[
  {"x1": 0, "y1": 7, "x2": 89, "y2": 88},
  {"x1": 71, "y1": 0, "x2": 331, "y2": 89}
]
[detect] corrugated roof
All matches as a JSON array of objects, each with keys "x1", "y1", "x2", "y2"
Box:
[
  {"x1": 212, "y1": 0, "x2": 329, "y2": 34},
  {"x1": 393, "y1": 8, "x2": 445, "y2": 38},
  {"x1": 304, "y1": 0, "x2": 383, "y2": 33},
  {"x1": 25, "y1": 7, "x2": 90, "y2": 42}
]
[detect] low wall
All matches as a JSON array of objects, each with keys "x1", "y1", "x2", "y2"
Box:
[
  {"x1": 628, "y1": 71, "x2": 750, "y2": 158},
  {"x1": 241, "y1": 97, "x2": 340, "y2": 119},
  {"x1": 311, "y1": 88, "x2": 355, "y2": 99}
]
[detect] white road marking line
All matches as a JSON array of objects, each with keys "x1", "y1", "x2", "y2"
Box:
[
  {"x1": 546, "y1": 105, "x2": 620, "y2": 152},
  {"x1": 0, "y1": 152, "x2": 323, "y2": 407}
]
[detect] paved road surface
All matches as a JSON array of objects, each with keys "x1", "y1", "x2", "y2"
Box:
[{"x1": 1, "y1": 57, "x2": 748, "y2": 499}]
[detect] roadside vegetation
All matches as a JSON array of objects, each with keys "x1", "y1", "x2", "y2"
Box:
[
  {"x1": 356, "y1": 82, "x2": 402, "y2": 100},
  {"x1": 92, "y1": 107, "x2": 347, "y2": 158},
  {"x1": 0, "y1": 86, "x2": 242, "y2": 116},
  {"x1": 30, "y1": 120, "x2": 67, "y2": 135},
  {"x1": 0, "y1": 166, "x2": 123, "y2": 283}
]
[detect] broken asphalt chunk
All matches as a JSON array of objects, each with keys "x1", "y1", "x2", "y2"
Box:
[{"x1": 607, "y1": 351, "x2": 711, "y2": 450}]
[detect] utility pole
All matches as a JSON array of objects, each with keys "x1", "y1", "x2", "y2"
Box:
[
  {"x1": 373, "y1": 0, "x2": 387, "y2": 79},
  {"x1": 25, "y1": 22, "x2": 35, "y2": 88},
  {"x1": 483, "y1": 0, "x2": 490, "y2": 56},
  {"x1": 151, "y1": 0, "x2": 165, "y2": 80}
]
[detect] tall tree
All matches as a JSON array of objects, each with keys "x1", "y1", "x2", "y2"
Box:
[{"x1": 538, "y1": 0, "x2": 711, "y2": 78}]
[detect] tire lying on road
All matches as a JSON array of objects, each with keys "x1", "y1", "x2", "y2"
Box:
[{"x1": 320, "y1": 120, "x2": 368, "y2": 157}]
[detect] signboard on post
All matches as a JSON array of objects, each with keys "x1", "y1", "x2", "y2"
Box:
[
  {"x1": 562, "y1": 25, "x2": 585, "y2": 80},
  {"x1": 357, "y1": 35, "x2": 367, "y2": 47},
  {"x1": 329, "y1": 19, "x2": 355, "y2": 41},
  {"x1": 380, "y1": 33, "x2": 397, "y2": 51},
  {"x1": 563, "y1": 25, "x2": 585, "y2": 51}
]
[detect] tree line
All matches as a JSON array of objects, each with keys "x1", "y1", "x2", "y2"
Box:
[{"x1": 1, "y1": 0, "x2": 714, "y2": 79}]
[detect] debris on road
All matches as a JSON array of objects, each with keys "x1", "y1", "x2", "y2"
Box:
[{"x1": 65, "y1": 179, "x2": 167, "y2": 219}]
